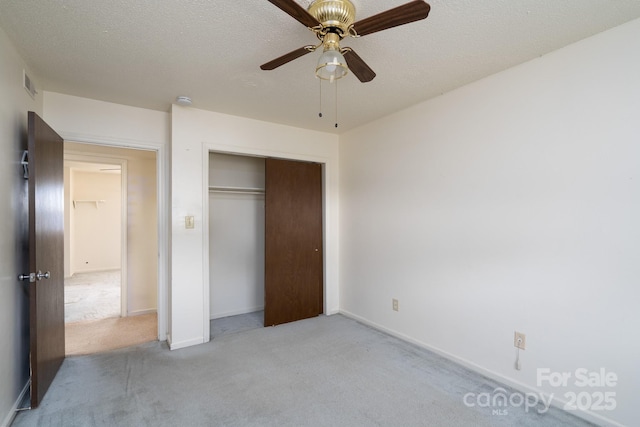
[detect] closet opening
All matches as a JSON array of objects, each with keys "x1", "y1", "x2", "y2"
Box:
[
  {"x1": 209, "y1": 153, "x2": 266, "y2": 336},
  {"x1": 208, "y1": 152, "x2": 325, "y2": 338}
]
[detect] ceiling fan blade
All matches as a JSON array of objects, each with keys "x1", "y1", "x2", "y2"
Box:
[
  {"x1": 351, "y1": 0, "x2": 430, "y2": 37},
  {"x1": 343, "y1": 49, "x2": 376, "y2": 83},
  {"x1": 266, "y1": 0, "x2": 320, "y2": 28},
  {"x1": 260, "y1": 46, "x2": 313, "y2": 70}
]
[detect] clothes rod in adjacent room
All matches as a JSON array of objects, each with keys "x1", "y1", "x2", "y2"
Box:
[{"x1": 73, "y1": 200, "x2": 106, "y2": 208}]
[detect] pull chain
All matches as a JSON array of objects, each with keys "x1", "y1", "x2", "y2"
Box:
[
  {"x1": 335, "y1": 79, "x2": 338, "y2": 128},
  {"x1": 318, "y1": 79, "x2": 323, "y2": 118},
  {"x1": 317, "y1": 78, "x2": 339, "y2": 128}
]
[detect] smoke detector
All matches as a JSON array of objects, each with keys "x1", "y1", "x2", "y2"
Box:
[{"x1": 175, "y1": 96, "x2": 192, "y2": 106}]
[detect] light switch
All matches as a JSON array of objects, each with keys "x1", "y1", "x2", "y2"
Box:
[{"x1": 185, "y1": 216, "x2": 195, "y2": 229}]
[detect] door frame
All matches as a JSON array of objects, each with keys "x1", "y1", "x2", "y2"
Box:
[
  {"x1": 63, "y1": 153, "x2": 128, "y2": 317},
  {"x1": 201, "y1": 142, "x2": 332, "y2": 341},
  {"x1": 54, "y1": 133, "x2": 168, "y2": 341}
]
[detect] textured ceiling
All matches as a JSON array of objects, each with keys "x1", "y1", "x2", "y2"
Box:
[{"x1": 2, "y1": 0, "x2": 640, "y2": 133}]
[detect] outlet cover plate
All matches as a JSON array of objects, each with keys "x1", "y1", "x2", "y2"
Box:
[{"x1": 514, "y1": 331, "x2": 526, "y2": 350}]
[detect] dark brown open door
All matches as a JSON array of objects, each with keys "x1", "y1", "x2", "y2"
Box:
[
  {"x1": 265, "y1": 158, "x2": 323, "y2": 326},
  {"x1": 27, "y1": 111, "x2": 65, "y2": 407}
]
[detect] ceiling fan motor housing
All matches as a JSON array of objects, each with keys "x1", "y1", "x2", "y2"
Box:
[{"x1": 308, "y1": 0, "x2": 356, "y2": 36}]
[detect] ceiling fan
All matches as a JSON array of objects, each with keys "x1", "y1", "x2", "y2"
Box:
[{"x1": 261, "y1": 0, "x2": 431, "y2": 83}]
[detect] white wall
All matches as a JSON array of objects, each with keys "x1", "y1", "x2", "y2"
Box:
[
  {"x1": 339, "y1": 18, "x2": 640, "y2": 427},
  {"x1": 171, "y1": 105, "x2": 339, "y2": 349},
  {"x1": 209, "y1": 153, "x2": 265, "y2": 319},
  {"x1": 0, "y1": 27, "x2": 43, "y2": 427},
  {"x1": 69, "y1": 170, "x2": 121, "y2": 273},
  {"x1": 43, "y1": 93, "x2": 168, "y2": 331},
  {"x1": 43, "y1": 92, "x2": 170, "y2": 146},
  {"x1": 126, "y1": 154, "x2": 158, "y2": 315}
]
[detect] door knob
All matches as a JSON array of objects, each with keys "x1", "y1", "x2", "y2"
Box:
[{"x1": 36, "y1": 271, "x2": 51, "y2": 280}]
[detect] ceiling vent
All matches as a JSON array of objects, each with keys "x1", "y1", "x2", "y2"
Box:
[{"x1": 23, "y1": 70, "x2": 37, "y2": 99}]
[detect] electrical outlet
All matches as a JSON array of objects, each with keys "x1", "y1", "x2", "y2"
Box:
[
  {"x1": 514, "y1": 331, "x2": 526, "y2": 350},
  {"x1": 392, "y1": 299, "x2": 399, "y2": 311}
]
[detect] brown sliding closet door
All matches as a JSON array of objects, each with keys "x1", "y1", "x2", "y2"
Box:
[{"x1": 265, "y1": 158, "x2": 323, "y2": 326}]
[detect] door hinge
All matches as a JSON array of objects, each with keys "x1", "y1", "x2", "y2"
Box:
[
  {"x1": 21, "y1": 150, "x2": 29, "y2": 179},
  {"x1": 18, "y1": 272, "x2": 36, "y2": 283}
]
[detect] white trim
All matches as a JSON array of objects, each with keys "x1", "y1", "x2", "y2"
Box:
[
  {"x1": 67, "y1": 267, "x2": 121, "y2": 274},
  {"x1": 59, "y1": 131, "x2": 168, "y2": 342},
  {"x1": 339, "y1": 310, "x2": 624, "y2": 427},
  {"x1": 157, "y1": 145, "x2": 169, "y2": 342},
  {"x1": 169, "y1": 336, "x2": 205, "y2": 351},
  {"x1": 58, "y1": 131, "x2": 163, "y2": 150},
  {"x1": 202, "y1": 148, "x2": 210, "y2": 342},
  {"x1": 202, "y1": 142, "x2": 335, "y2": 343},
  {"x1": 129, "y1": 308, "x2": 158, "y2": 316},
  {"x1": 120, "y1": 161, "x2": 128, "y2": 317},
  {"x1": 1, "y1": 381, "x2": 29, "y2": 427}
]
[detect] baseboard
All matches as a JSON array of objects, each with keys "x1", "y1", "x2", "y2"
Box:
[
  {"x1": 128, "y1": 308, "x2": 157, "y2": 316},
  {"x1": 1, "y1": 381, "x2": 30, "y2": 427},
  {"x1": 210, "y1": 306, "x2": 264, "y2": 320},
  {"x1": 69, "y1": 268, "x2": 120, "y2": 276},
  {"x1": 168, "y1": 336, "x2": 205, "y2": 351},
  {"x1": 339, "y1": 310, "x2": 623, "y2": 427}
]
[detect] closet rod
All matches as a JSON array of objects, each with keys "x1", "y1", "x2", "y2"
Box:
[{"x1": 209, "y1": 186, "x2": 265, "y2": 195}]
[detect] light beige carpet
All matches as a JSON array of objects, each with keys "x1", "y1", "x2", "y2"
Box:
[
  {"x1": 65, "y1": 313, "x2": 157, "y2": 356},
  {"x1": 64, "y1": 270, "x2": 121, "y2": 323}
]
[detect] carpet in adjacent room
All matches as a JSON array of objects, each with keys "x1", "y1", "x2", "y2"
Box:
[
  {"x1": 65, "y1": 313, "x2": 157, "y2": 356},
  {"x1": 64, "y1": 270, "x2": 121, "y2": 323}
]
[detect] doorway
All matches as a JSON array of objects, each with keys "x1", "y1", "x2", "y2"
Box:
[
  {"x1": 64, "y1": 160, "x2": 123, "y2": 324},
  {"x1": 63, "y1": 142, "x2": 158, "y2": 355}
]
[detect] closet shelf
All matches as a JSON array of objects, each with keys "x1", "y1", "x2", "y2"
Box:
[
  {"x1": 209, "y1": 186, "x2": 265, "y2": 195},
  {"x1": 73, "y1": 200, "x2": 106, "y2": 208}
]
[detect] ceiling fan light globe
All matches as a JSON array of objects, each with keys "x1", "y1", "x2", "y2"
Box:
[{"x1": 316, "y1": 50, "x2": 348, "y2": 81}]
